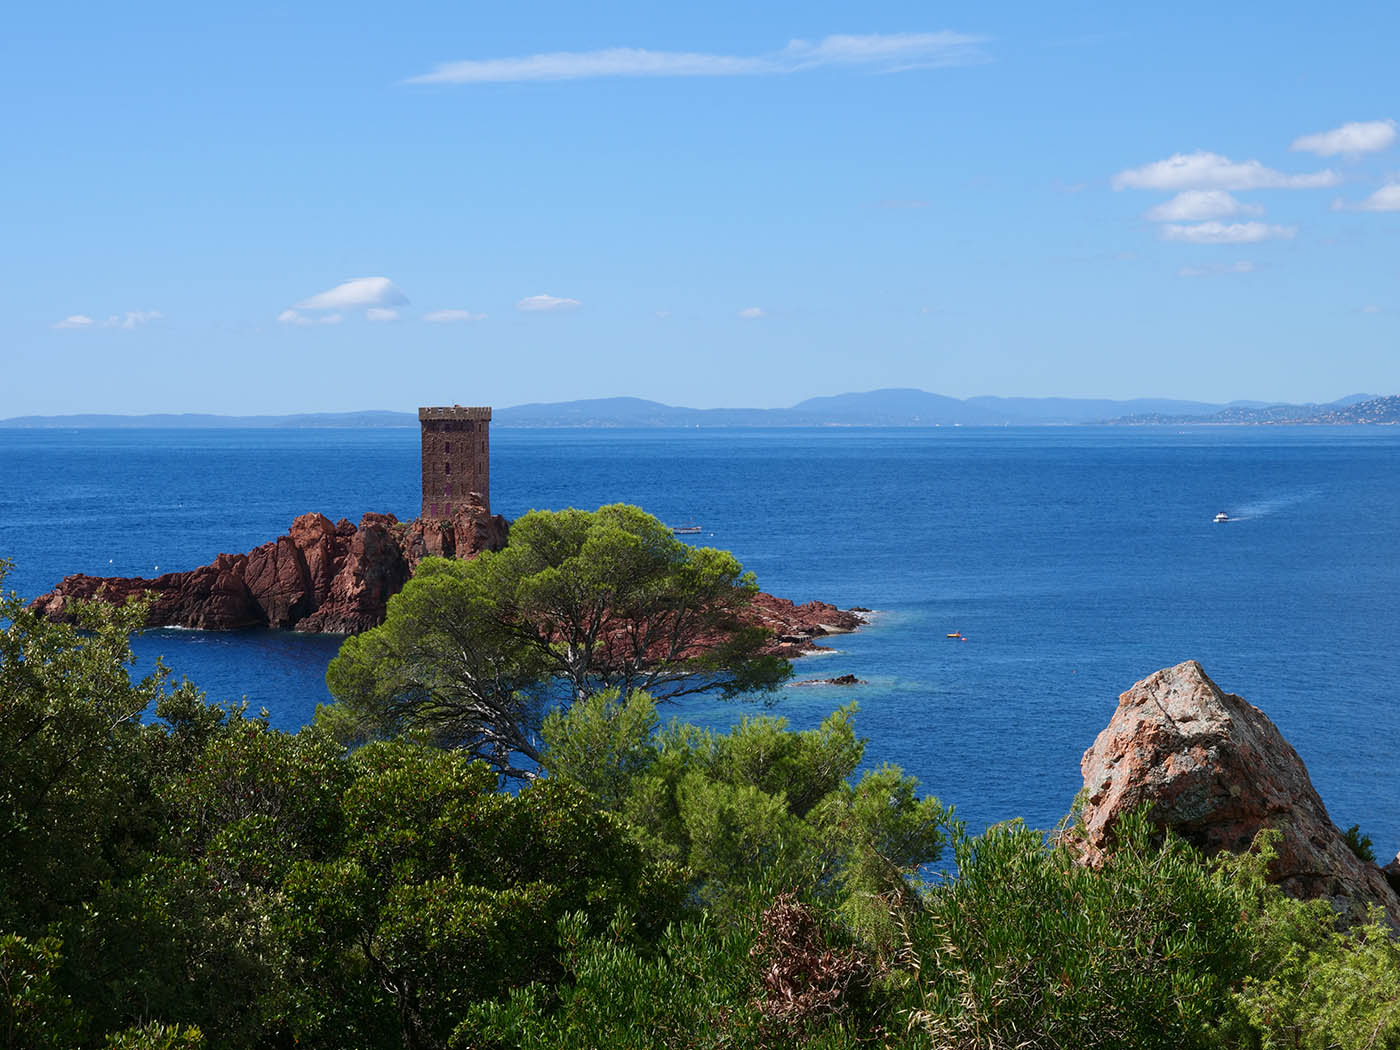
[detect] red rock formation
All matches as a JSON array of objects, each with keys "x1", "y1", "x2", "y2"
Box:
[
  {"x1": 30, "y1": 504, "x2": 507, "y2": 635},
  {"x1": 1076, "y1": 660, "x2": 1400, "y2": 928},
  {"x1": 28, "y1": 504, "x2": 859, "y2": 655},
  {"x1": 398, "y1": 497, "x2": 508, "y2": 566},
  {"x1": 748, "y1": 593, "x2": 866, "y2": 658}
]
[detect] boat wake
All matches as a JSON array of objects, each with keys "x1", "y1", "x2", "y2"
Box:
[{"x1": 1224, "y1": 490, "x2": 1319, "y2": 522}]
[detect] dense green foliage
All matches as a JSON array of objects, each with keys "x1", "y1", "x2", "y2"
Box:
[
  {"x1": 322, "y1": 505, "x2": 790, "y2": 778},
  {"x1": 4, "y1": 558, "x2": 1400, "y2": 1049},
  {"x1": 542, "y1": 690, "x2": 948, "y2": 940},
  {"x1": 902, "y1": 812, "x2": 1254, "y2": 1049}
]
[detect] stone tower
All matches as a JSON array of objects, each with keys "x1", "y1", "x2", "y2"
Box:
[{"x1": 419, "y1": 406, "x2": 491, "y2": 519}]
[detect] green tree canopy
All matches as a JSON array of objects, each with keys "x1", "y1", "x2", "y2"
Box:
[
  {"x1": 323, "y1": 505, "x2": 791, "y2": 777},
  {"x1": 542, "y1": 692, "x2": 950, "y2": 940}
]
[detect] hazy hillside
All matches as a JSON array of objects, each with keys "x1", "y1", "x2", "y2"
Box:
[{"x1": 4, "y1": 391, "x2": 1390, "y2": 429}]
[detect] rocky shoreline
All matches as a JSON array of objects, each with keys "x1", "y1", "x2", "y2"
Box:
[
  {"x1": 38, "y1": 516, "x2": 1398, "y2": 923},
  {"x1": 32, "y1": 533, "x2": 1400, "y2": 923},
  {"x1": 29, "y1": 503, "x2": 867, "y2": 657}
]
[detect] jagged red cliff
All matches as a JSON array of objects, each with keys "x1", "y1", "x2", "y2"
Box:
[
  {"x1": 30, "y1": 500, "x2": 510, "y2": 635},
  {"x1": 29, "y1": 503, "x2": 865, "y2": 655}
]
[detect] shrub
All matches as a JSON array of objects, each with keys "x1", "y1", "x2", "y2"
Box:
[
  {"x1": 899, "y1": 810, "x2": 1254, "y2": 1050},
  {"x1": 1342, "y1": 823, "x2": 1377, "y2": 863}
]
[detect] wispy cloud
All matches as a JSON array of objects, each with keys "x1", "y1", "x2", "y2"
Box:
[
  {"x1": 1177, "y1": 260, "x2": 1256, "y2": 278},
  {"x1": 296, "y1": 277, "x2": 408, "y2": 311},
  {"x1": 1112, "y1": 151, "x2": 1338, "y2": 191},
  {"x1": 406, "y1": 32, "x2": 987, "y2": 85},
  {"x1": 1143, "y1": 190, "x2": 1262, "y2": 222},
  {"x1": 1333, "y1": 182, "x2": 1400, "y2": 212},
  {"x1": 54, "y1": 310, "x2": 161, "y2": 330},
  {"x1": 278, "y1": 309, "x2": 343, "y2": 326},
  {"x1": 102, "y1": 310, "x2": 162, "y2": 329},
  {"x1": 366, "y1": 308, "x2": 400, "y2": 322},
  {"x1": 738, "y1": 306, "x2": 764, "y2": 319},
  {"x1": 516, "y1": 294, "x2": 581, "y2": 312},
  {"x1": 1291, "y1": 119, "x2": 1396, "y2": 158},
  {"x1": 1161, "y1": 221, "x2": 1295, "y2": 245},
  {"x1": 424, "y1": 309, "x2": 487, "y2": 323}
]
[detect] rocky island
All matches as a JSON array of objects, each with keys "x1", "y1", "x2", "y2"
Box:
[
  {"x1": 31, "y1": 403, "x2": 866, "y2": 653},
  {"x1": 30, "y1": 499, "x2": 865, "y2": 658}
]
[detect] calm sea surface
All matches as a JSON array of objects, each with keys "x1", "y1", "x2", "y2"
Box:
[{"x1": 2, "y1": 426, "x2": 1397, "y2": 856}]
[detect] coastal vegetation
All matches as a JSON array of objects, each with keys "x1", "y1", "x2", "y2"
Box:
[
  {"x1": 323, "y1": 505, "x2": 789, "y2": 776},
  {"x1": 3, "y1": 545, "x2": 1400, "y2": 1049}
]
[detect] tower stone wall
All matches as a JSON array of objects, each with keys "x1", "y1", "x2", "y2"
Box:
[{"x1": 419, "y1": 406, "x2": 491, "y2": 518}]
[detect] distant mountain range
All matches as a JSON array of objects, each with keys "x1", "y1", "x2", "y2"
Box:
[{"x1": 2, "y1": 390, "x2": 1394, "y2": 428}]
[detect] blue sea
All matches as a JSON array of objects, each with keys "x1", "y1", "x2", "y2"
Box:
[{"x1": 2, "y1": 426, "x2": 1397, "y2": 857}]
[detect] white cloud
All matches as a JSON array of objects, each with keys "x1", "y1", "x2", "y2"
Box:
[
  {"x1": 406, "y1": 32, "x2": 987, "y2": 84},
  {"x1": 366, "y1": 307, "x2": 400, "y2": 322},
  {"x1": 516, "y1": 294, "x2": 581, "y2": 312},
  {"x1": 424, "y1": 309, "x2": 487, "y2": 323},
  {"x1": 278, "y1": 309, "x2": 342, "y2": 326},
  {"x1": 1161, "y1": 222, "x2": 1296, "y2": 244},
  {"x1": 784, "y1": 32, "x2": 984, "y2": 70},
  {"x1": 654, "y1": 309, "x2": 671, "y2": 319},
  {"x1": 55, "y1": 311, "x2": 161, "y2": 330},
  {"x1": 738, "y1": 306, "x2": 764, "y2": 319},
  {"x1": 1112, "y1": 151, "x2": 1338, "y2": 191},
  {"x1": 1291, "y1": 119, "x2": 1396, "y2": 158},
  {"x1": 1361, "y1": 304, "x2": 1382, "y2": 314},
  {"x1": 1337, "y1": 182, "x2": 1400, "y2": 212},
  {"x1": 1177, "y1": 260, "x2": 1257, "y2": 278},
  {"x1": 101, "y1": 310, "x2": 162, "y2": 329},
  {"x1": 1143, "y1": 190, "x2": 1262, "y2": 222},
  {"x1": 296, "y1": 277, "x2": 407, "y2": 311}
]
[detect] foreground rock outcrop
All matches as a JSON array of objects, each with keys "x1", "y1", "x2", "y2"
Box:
[
  {"x1": 1076, "y1": 660, "x2": 1400, "y2": 928},
  {"x1": 749, "y1": 593, "x2": 866, "y2": 659},
  {"x1": 31, "y1": 500, "x2": 509, "y2": 634},
  {"x1": 30, "y1": 507, "x2": 865, "y2": 653}
]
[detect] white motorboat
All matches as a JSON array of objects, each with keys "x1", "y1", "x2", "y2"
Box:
[{"x1": 1213, "y1": 512, "x2": 1230, "y2": 523}]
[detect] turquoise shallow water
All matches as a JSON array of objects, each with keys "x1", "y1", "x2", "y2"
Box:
[{"x1": 2, "y1": 425, "x2": 1398, "y2": 855}]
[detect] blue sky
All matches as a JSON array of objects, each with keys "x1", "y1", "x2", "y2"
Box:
[{"x1": 5, "y1": 1, "x2": 1399, "y2": 415}]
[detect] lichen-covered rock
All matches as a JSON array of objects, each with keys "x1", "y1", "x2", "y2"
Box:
[{"x1": 1076, "y1": 660, "x2": 1400, "y2": 928}]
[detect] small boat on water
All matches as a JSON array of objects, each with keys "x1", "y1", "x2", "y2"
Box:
[
  {"x1": 671, "y1": 522, "x2": 702, "y2": 535},
  {"x1": 946, "y1": 631, "x2": 963, "y2": 639},
  {"x1": 1213, "y1": 512, "x2": 1230, "y2": 524}
]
